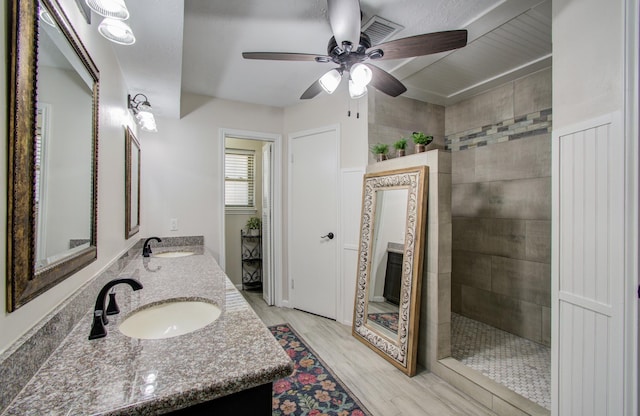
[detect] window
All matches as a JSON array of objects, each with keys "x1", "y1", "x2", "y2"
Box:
[{"x1": 225, "y1": 149, "x2": 255, "y2": 208}]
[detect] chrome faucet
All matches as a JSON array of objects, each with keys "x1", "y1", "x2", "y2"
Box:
[
  {"x1": 143, "y1": 237, "x2": 162, "y2": 257},
  {"x1": 89, "y1": 278, "x2": 143, "y2": 340}
]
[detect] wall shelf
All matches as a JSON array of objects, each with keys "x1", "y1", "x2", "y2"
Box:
[{"x1": 241, "y1": 231, "x2": 262, "y2": 291}]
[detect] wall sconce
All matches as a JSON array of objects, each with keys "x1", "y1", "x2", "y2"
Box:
[
  {"x1": 128, "y1": 94, "x2": 157, "y2": 132},
  {"x1": 85, "y1": 0, "x2": 136, "y2": 45}
]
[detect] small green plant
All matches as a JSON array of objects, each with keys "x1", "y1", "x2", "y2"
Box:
[
  {"x1": 412, "y1": 131, "x2": 433, "y2": 145},
  {"x1": 246, "y1": 217, "x2": 261, "y2": 230},
  {"x1": 393, "y1": 138, "x2": 408, "y2": 150},
  {"x1": 370, "y1": 143, "x2": 389, "y2": 155}
]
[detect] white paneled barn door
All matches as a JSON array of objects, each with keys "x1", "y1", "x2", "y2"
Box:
[{"x1": 552, "y1": 113, "x2": 625, "y2": 415}]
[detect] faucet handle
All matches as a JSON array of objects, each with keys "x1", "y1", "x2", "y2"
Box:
[
  {"x1": 106, "y1": 292, "x2": 120, "y2": 316},
  {"x1": 89, "y1": 310, "x2": 107, "y2": 340}
]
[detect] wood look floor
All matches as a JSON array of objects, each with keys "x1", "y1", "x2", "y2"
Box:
[{"x1": 242, "y1": 291, "x2": 498, "y2": 416}]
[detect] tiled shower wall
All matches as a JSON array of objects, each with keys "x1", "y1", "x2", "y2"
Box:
[
  {"x1": 446, "y1": 68, "x2": 552, "y2": 346},
  {"x1": 368, "y1": 89, "x2": 445, "y2": 163}
]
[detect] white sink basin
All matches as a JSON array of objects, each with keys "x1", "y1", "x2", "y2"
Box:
[
  {"x1": 119, "y1": 299, "x2": 221, "y2": 339},
  {"x1": 154, "y1": 251, "x2": 194, "y2": 258}
]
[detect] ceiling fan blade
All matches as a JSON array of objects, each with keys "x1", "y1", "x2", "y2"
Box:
[
  {"x1": 374, "y1": 30, "x2": 468, "y2": 60},
  {"x1": 242, "y1": 52, "x2": 326, "y2": 62},
  {"x1": 327, "y1": 0, "x2": 361, "y2": 46},
  {"x1": 366, "y1": 64, "x2": 407, "y2": 97},
  {"x1": 300, "y1": 79, "x2": 324, "y2": 100}
]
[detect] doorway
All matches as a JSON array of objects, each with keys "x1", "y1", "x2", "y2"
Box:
[
  {"x1": 289, "y1": 125, "x2": 340, "y2": 319},
  {"x1": 220, "y1": 129, "x2": 282, "y2": 306}
]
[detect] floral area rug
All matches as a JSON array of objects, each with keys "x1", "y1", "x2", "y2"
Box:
[
  {"x1": 269, "y1": 324, "x2": 371, "y2": 416},
  {"x1": 367, "y1": 312, "x2": 399, "y2": 333}
]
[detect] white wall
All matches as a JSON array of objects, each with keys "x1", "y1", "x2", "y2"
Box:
[
  {"x1": 0, "y1": 0, "x2": 138, "y2": 353},
  {"x1": 141, "y1": 94, "x2": 283, "y2": 262},
  {"x1": 553, "y1": 0, "x2": 624, "y2": 129}
]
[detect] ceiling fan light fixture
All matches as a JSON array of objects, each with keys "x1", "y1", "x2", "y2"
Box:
[
  {"x1": 349, "y1": 79, "x2": 367, "y2": 99},
  {"x1": 350, "y1": 63, "x2": 372, "y2": 88},
  {"x1": 367, "y1": 49, "x2": 384, "y2": 60},
  {"x1": 98, "y1": 17, "x2": 135, "y2": 45},
  {"x1": 85, "y1": 0, "x2": 130, "y2": 20},
  {"x1": 319, "y1": 69, "x2": 342, "y2": 94}
]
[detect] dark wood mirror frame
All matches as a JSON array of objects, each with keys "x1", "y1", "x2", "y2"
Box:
[
  {"x1": 125, "y1": 127, "x2": 140, "y2": 239},
  {"x1": 7, "y1": 0, "x2": 99, "y2": 311},
  {"x1": 352, "y1": 166, "x2": 428, "y2": 376}
]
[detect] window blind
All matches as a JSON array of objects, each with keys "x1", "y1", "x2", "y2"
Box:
[{"x1": 225, "y1": 149, "x2": 255, "y2": 207}]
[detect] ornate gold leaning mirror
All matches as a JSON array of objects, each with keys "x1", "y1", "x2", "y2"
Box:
[
  {"x1": 352, "y1": 166, "x2": 428, "y2": 376},
  {"x1": 7, "y1": 0, "x2": 99, "y2": 311},
  {"x1": 125, "y1": 127, "x2": 141, "y2": 238}
]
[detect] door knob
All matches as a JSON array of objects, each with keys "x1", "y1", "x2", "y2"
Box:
[{"x1": 321, "y1": 232, "x2": 335, "y2": 240}]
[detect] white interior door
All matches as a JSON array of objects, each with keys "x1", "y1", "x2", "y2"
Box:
[
  {"x1": 290, "y1": 127, "x2": 339, "y2": 319},
  {"x1": 262, "y1": 142, "x2": 274, "y2": 305}
]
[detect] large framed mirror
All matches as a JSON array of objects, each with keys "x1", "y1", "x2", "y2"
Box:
[
  {"x1": 352, "y1": 166, "x2": 428, "y2": 376},
  {"x1": 7, "y1": 0, "x2": 99, "y2": 311},
  {"x1": 125, "y1": 127, "x2": 140, "y2": 238}
]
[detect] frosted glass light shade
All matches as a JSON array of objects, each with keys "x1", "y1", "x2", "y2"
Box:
[
  {"x1": 319, "y1": 69, "x2": 342, "y2": 94},
  {"x1": 136, "y1": 111, "x2": 157, "y2": 132},
  {"x1": 349, "y1": 79, "x2": 367, "y2": 99},
  {"x1": 350, "y1": 63, "x2": 372, "y2": 88},
  {"x1": 86, "y1": 0, "x2": 130, "y2": 20},
  {"x1": 98, "y1": 18, "x2": 135, "y2": 45}
]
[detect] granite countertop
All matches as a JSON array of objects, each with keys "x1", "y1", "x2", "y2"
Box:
[{"x1": 2, "y1": 246, "x2": 293, "y2": 415}]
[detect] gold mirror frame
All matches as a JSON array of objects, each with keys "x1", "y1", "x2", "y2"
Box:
[
  {"x1": 125, "y1": 127, "x2": 140, "y2": 238},
  {"x1": 7, "y1": 0, "x2": 99, "y2": 311},
  {"x1": 352, "y1": 166, "x2": 428, "y2": 376}
]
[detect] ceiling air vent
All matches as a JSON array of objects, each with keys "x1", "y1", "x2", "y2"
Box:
[{"x1": 362, "y1": 16, "x2": 404, "y2": 46}]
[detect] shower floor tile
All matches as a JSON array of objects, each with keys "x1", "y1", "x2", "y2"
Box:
[{"x1": 451, "y1": 313, "x2": 551, "y2": 410}]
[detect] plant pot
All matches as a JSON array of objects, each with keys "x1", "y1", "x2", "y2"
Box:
[
  {"x1": 415, "y1": 144, "x2": 426, "y2": 153},
  {"x1": 396, "y1": 149, "x2": 406, "y2": 157},
  {"x1": 248, "y1": 229, "x2": 260, "y2": 236},
  {"x1": 376, "y1": 154, "x2": 388, "y2": 162}
]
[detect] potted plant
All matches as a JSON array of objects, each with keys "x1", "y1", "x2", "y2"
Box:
[
  {"x1": 393, "y1": 138, "x2": 408, "y2": 157},
  {"x1": 412, "y1": 131, "x2": 433, "y2": 153},
  {"x1": 371, "y1": 143, "x2": 389, "y2": 162},
  {"x1": 246, "y1": 217, "x2": 261, "y2": 236}
]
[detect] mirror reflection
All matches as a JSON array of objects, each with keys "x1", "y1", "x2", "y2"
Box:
[
  {"x1": 352, "y1": 166, "x2": 428, "y2": 376},
  {"x1": 35, "y1": 10, "x2": 94, "y2": 268},
  {"x1": 125, "y1": 127, "x2": 141, "y2": 238},
  {"x1": 7, "y1": 0, "x2": 99, "y2": 311},
  {"x1": 365, "y1": 189, "x2": 409, "y2": 338}
]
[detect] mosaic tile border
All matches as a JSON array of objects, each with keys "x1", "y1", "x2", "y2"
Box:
[{"x1": 446, "y1": 108, "x2": 552, "y2": 151}]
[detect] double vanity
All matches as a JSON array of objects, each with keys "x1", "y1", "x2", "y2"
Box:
[{"x1": 2, "y1": 243, "x2": 293, "y2": 415}]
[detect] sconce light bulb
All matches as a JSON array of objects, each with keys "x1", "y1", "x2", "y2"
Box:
[
  {"x1": 98, "y1": 18, "x2": 135, "y2": 45},
  {"x1": 86, "y1": 0, "x2": 130, "y2": 20}
]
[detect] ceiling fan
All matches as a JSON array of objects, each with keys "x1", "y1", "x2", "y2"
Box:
[{"x1": 242, "y1": 0, "x2": 468, "y2": 100}]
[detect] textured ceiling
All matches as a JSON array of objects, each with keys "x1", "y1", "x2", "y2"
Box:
[{"x1": 110, "y1": 0, "x2": 551, "y2": 118}]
